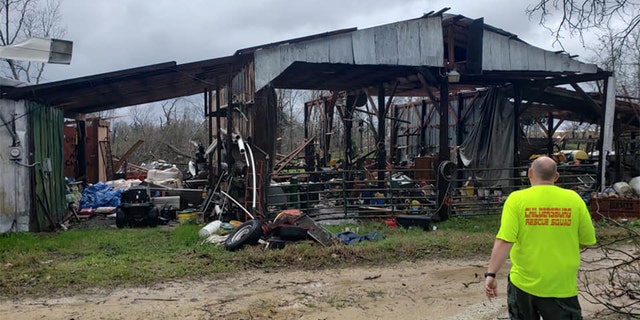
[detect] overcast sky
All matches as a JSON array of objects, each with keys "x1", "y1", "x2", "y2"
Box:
[{"x1": 43, "y1": 0, "x2": 593, "y2": 83}]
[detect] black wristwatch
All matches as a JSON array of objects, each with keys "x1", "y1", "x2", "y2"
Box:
[{"x1": 484, "y1": 272, "x2": 496, "y2": 278}]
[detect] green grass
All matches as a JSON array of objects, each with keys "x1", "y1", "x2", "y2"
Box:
[{"x1": 0, "y1": 215, "x2": 634, "y2": 298}]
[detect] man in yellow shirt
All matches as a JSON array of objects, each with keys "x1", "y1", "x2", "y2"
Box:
[{"x1": 485, "y1": 156, "x2": 596, "y2": 319}]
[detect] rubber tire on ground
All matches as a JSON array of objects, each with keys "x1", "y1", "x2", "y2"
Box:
[
  {"x1": 276, "y1": 225, "x2": 308, "y2": 241},
  {"x1": 224, "y1": 219, "x2": 263, "y2": 251},
  {"x1": 115, "y1": 208, "x2": 126, "y2": 228},
  {"x1": 147, "y1": 207, "x2": 159, "y2": 227}
]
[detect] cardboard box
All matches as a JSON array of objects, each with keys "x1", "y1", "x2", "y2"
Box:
[{"x1": 590, "y1": 197, "x2": 640, "y2": 220}]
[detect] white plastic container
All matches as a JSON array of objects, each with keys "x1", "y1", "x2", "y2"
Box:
[
  {"x1": 613, "y1": 182, "x2": 633, "y2": 197},
  {"x1": 198, "y1": 220, "x2": 222, "y2": 238},
  {"x1": 629, "y1": 176, "x2": 640, "y2": 196}
]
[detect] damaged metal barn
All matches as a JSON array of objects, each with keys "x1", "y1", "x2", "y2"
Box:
[{"x1": 1, "y1": 10, "x2": 638, "y2": 233}]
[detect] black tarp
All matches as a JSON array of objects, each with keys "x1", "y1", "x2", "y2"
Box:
[{"x1": 458, "y1": 87, "x2": 514, "y2": 188}]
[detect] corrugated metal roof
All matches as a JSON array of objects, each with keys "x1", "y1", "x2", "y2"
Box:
[
  {"x1": 0, "y1": 55, "x2": 250, "y2": 116},
  {"x1": 252, "y1": 15, "x2": 444, "y2": 91}
]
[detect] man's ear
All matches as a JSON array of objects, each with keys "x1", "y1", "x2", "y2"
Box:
[{"x1": 553, "y1": 172, "x2": 560, "y2": 181}]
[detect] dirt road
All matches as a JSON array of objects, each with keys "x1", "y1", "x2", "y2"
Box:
[{"x1": 0, "y1": 256, "x2": 621, "y2": 320}]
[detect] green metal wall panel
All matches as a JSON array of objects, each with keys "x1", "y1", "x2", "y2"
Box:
[{"x1": 29, "y1": 102, "x2": 66, "y2": 232}]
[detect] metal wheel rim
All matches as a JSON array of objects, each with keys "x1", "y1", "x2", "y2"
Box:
[{"x1": 230, "y1": 225, "x2": 252, "y2": 242}]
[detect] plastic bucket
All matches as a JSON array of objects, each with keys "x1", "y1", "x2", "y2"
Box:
[{"x1": 178, "y1": 212, "x2": 196, "y2": 224}]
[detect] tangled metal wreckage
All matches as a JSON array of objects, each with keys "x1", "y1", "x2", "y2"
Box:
[{"x1": 1, "y1": 9, "x2": 639, "y2": 235}]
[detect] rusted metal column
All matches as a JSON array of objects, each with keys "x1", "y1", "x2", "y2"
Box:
[
  {"x1": 391, "y1": 105, "x2": 399, "y2": 164},
  {"x1": 436, "y1": 77, "x2": 449, "y2": 221},
  {"x1": 377, "y1": 83, "x2": 386, "y2": 189},
  {"x1": 304, "y1": 102, "x2": 315, "y2": 173}
]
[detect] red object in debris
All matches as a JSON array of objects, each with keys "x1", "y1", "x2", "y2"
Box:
[
  {"x1": 78, "y1": 208, "x2": 93, "y2": 216},
  {"x1": 385, "y1": 218, "x2": 398, "y2": 228}
]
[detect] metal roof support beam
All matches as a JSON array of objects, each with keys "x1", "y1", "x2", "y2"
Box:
[
  {"x1": 530, "y1": 72, "x2": 611, "y2": 88},
  {"x1": 570, "y1": 82, "x2": 602, "y2": 116}
]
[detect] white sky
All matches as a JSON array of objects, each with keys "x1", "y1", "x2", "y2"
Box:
[{"x1": 43, "y1": 0, "x2": 595, "y2": 83}]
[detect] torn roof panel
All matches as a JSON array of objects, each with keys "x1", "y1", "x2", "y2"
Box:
[
  {"x1": 441, "y1": 13, "x2": 598, "y2": 74},
  {"x1": 481, "y1": 29, "x2": 597, "y2": 73}
]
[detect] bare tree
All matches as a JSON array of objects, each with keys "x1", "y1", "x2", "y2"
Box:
[
  {"x1": 579, "y1": 219, "x2": 640, "y2": 318},
  {"x1": 0, "y1": 0, "x2": 66, "y2": 84},
  {"x1": 527, "y1": 1, "x2": 640, "y2": 51},
  {"x1": 276, "y1": 89, "x2": 305, "y2": 154},
  {"x1": 160, "y1": 99, "x2": 179, "y2": 127},
  {"x1": 110, "y1": 99, "x2": 208, "y2": 170}
]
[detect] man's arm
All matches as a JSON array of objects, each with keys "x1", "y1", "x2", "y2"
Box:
[{"x1": 485, "y1": 238, "x2": 514, "y2": 300}]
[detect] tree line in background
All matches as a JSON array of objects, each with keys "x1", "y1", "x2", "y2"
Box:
[{"x1": 109, "y1": 98, "x2": 208, "y2": 171}]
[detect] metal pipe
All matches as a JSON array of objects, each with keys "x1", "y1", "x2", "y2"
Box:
[
  {"x1": 246, "y1": 142, "x2": 257, "y2": 210},
  {"x1": 220, "y1": 190, "x2": 254, "y2": 220}
]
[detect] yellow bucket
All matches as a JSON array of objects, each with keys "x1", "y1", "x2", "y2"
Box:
[
  {"x1": 462, "y1": 185, "x2": 474, "y2": 197},
  {"x1": 178, "y1": 212, "x2": 196, "y2": 224}
]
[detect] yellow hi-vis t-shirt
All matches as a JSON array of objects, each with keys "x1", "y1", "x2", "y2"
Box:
[{"x1": 496, "y1": 185, "x2": 596, "y2": 298}]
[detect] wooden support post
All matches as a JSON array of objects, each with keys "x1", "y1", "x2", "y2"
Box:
[
  {"x1": 304, "y1": 100, "x2": 315, "y2": 172},
  {"x1": 391, "y1": 105, "x2": 399, "y2": 164},
  {"x1": 215, "y1": 82, "x2": 222, "y2": 177},
  {"x1": 456, "y1": 93, "x2": 464, "y2": 182},
  {"x1": 226, "y1": 67, "x2": 234, "y2": 167},
  {"x1": 513, "y1": 84, "x2": 522, "y2": 180},
  {"x1": 420, "y1": 99, "x2": 427, "y2": 156},
  {"x1": 344, "y1": 102, "x2": 354, "y2": 168},
  {"x1": 205, "y1": 88, "x2": 213, "y2": 187},
  {"x1": 546, "y1": 112, "x2": 554, "y2": 155}
]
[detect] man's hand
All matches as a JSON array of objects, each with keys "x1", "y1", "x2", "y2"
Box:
[{"x1": 485, "y1": 276, "x2": 498, "y2": 300}]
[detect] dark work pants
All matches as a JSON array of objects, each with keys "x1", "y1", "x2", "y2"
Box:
[{"x1": 507, "y1": 277, "x2": 582, "y2": 320}]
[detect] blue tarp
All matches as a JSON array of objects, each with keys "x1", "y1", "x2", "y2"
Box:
[
  {"x1": 80, "y1": 182, "x2": 122, "y2": 209},
  {"x1": 335, "y1": 231, "x2": 386, "y2": 245}
]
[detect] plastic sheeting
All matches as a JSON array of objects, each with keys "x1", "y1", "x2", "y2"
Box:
[
  {"x1": 80, "y1": 182, "x2": 122, "y2": 209},
  {"x1": 458, "y1": 87, "x2": 514, "y2": 188}
]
